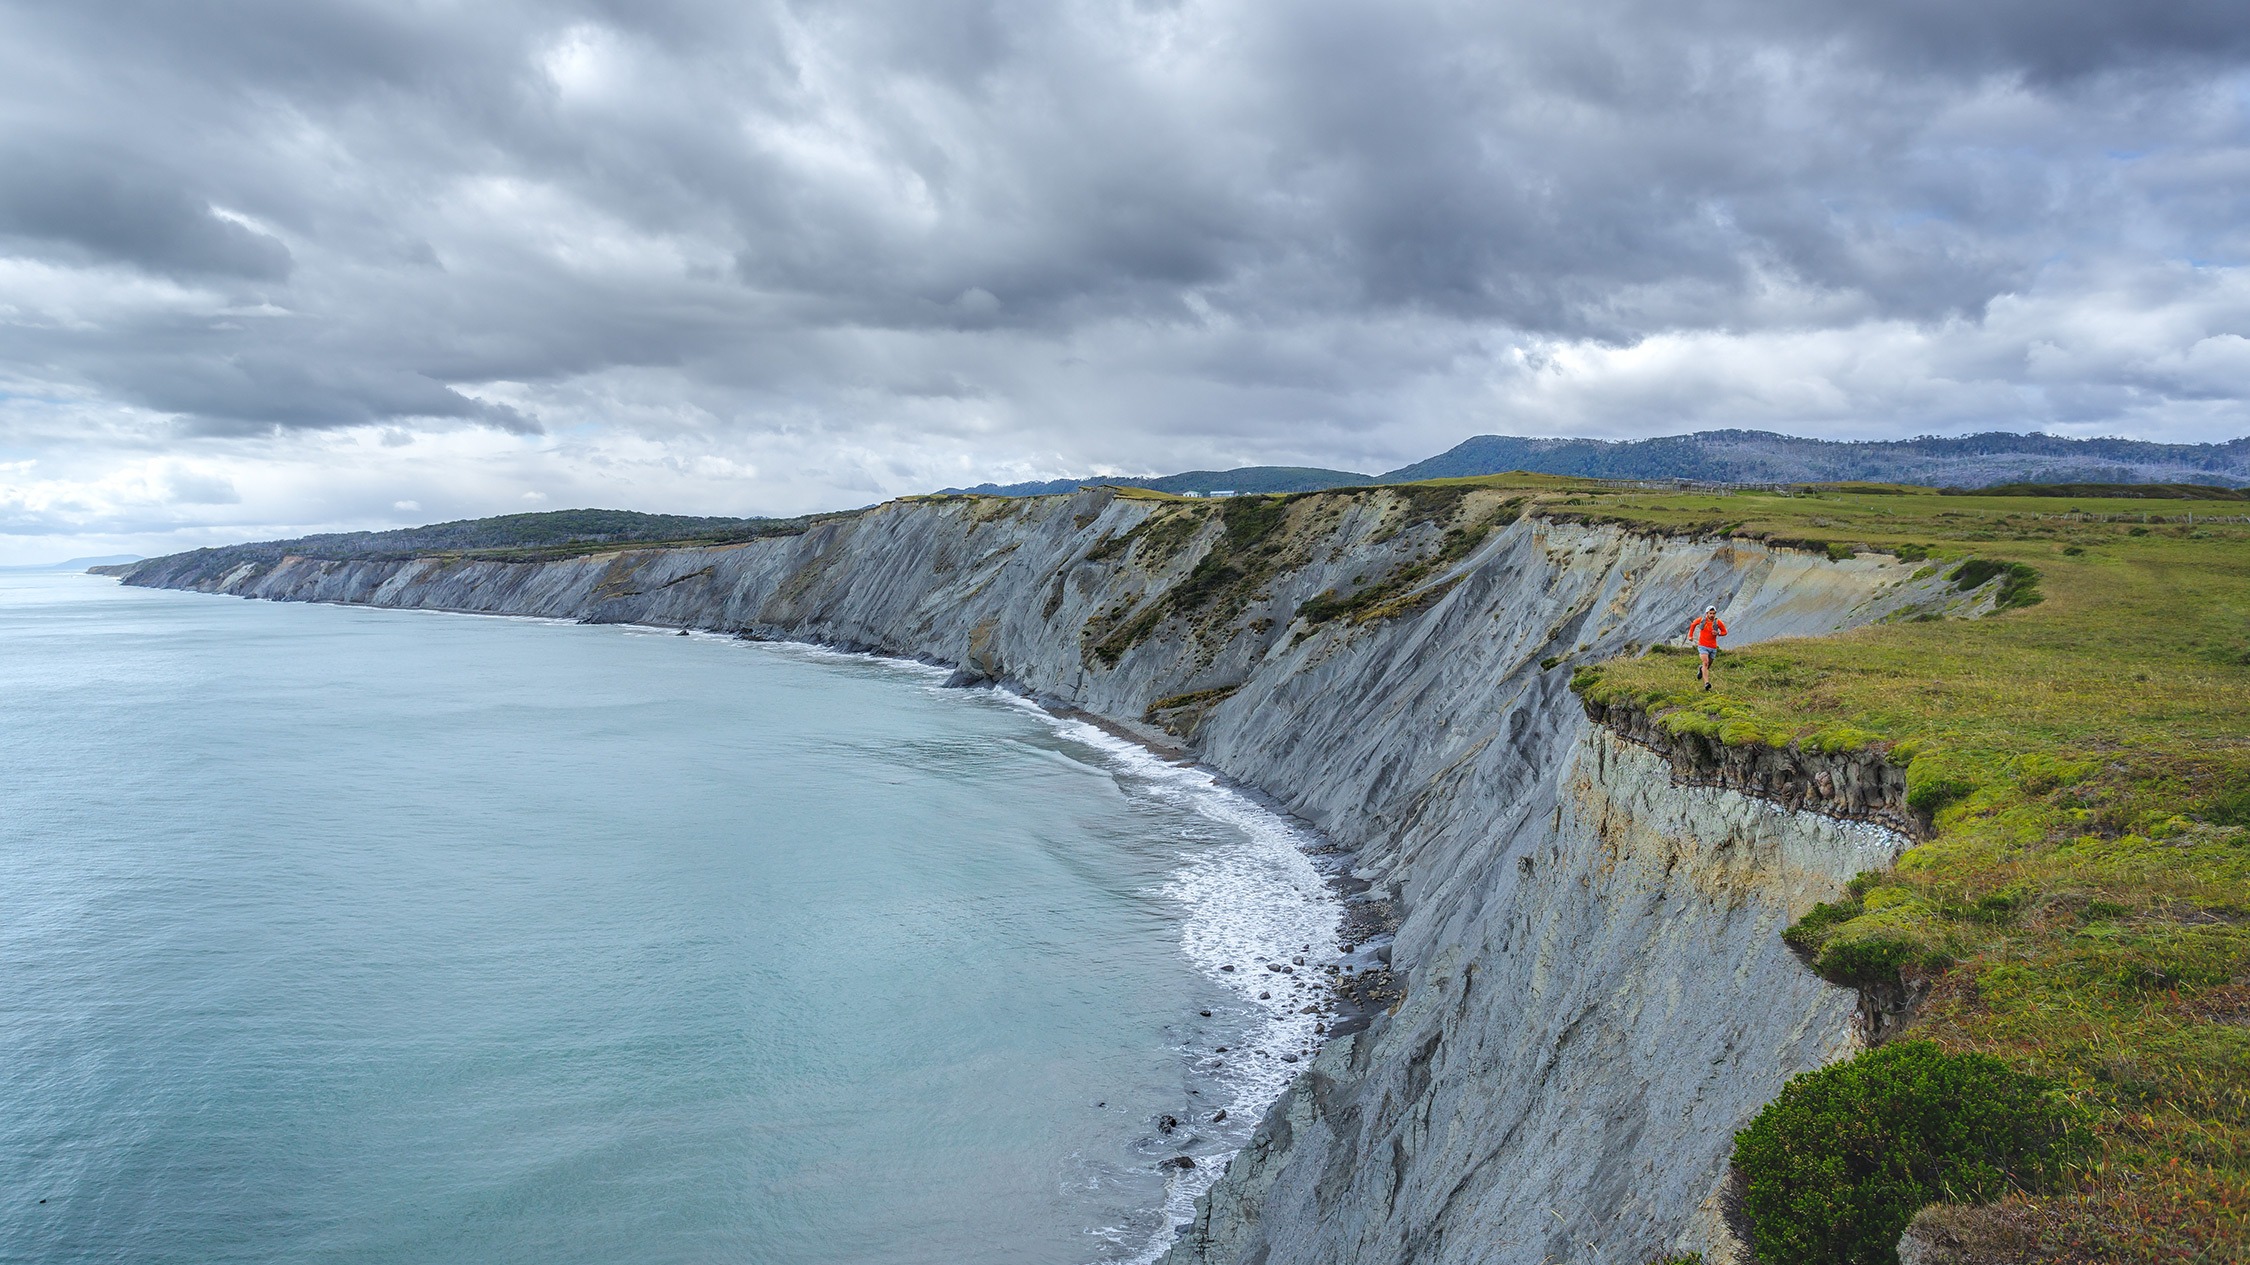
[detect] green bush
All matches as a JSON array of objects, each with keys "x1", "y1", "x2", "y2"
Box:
[
  {"x1": 1218, "y1": 495, "x2": 1289, "y2": 550},
  {"x1": 1948, "y1": 557, "x2": 2007, "y2": 589},
  {"x1": 1734, "y1": 1041, "x2": 2091, "y2": 1265},
  {"x1": 1992, "y1": 563, "x2": 2043, "y2": 609},
  {"x1": 1811, "y1": 936, "x2": 1923, "y2": 989},
  {"x1": 1947, "y1": 558, "x2": 2043, "y2": 610},
  {"x1": 1782, "y1": 897, "x2": 1861, "y2": 956}
]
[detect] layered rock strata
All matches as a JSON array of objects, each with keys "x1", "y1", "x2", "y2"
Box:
[
  {"x1": 1584, "y1": 695, "x2": 1923, "y2": 839},
  {"x1": 117, "y1": 487, "x2": 1958, "y2": 1264},
  {"x1": 1169, "y1": 732, "x2": 1907, "y2": 1265}
]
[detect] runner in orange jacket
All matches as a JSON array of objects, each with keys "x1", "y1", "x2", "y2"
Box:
[{"x1": 1690, "y1": 606, "x2": 1727, "y2": 690}]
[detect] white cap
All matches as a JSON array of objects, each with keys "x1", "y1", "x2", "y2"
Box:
[{"x1": 1706, "y1": 605, "x2": 1718, "y2": 613}]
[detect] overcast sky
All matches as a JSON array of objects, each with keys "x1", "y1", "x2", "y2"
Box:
[{"x1": 3, "y1": 0, "x2": 2248, "y2": 561}]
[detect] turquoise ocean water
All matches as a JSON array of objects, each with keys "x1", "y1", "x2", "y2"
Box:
[{"x1": 0, "y1": 573, "x2": 1339, "y2": 1264}]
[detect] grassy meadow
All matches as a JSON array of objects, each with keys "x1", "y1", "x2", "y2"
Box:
[{"x1": 1549, "y1": 480, "x2": 2250, "y2": 1260}]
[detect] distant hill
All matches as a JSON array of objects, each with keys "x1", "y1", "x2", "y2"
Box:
[
  {"x1": 1957, "y1": 481, "x2": 2250, "y2": 501},
  {"x1": 946, "y1": 465, "x2": 1373, "y2": 497},
  {"x1": 113, "y1": 509, "x2": 849, "y2": 585},
  {"x1": 1376, "y1": 430, "x2": 2250, "y2": 488},
  {"x1": 0, "y1": 553, "x2": 145, "y2": 572},
  {"x1": 945, "y1": 431, "x2": 2250, "y2": 500}
]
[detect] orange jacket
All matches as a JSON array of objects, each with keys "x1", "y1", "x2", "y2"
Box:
[{"x1": 1691, "y1": 614, "x2": 1727, "y2": 648}]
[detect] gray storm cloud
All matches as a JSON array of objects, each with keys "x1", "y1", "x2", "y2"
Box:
[{"x1": 0, "y1": 0, "x2": 2246, "y2": 557}]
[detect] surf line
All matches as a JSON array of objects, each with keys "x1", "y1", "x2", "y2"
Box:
[
  {"x1": 735, "y1": 635, "x2": 1396, "y2": 1260},
  {"x1": 938, "y1": 684, "x2": 1399, "y2": 1262}
]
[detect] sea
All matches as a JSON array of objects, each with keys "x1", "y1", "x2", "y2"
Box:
[{"x1": 0, "y1": 571, "x2": 1342, "y2": 1265}]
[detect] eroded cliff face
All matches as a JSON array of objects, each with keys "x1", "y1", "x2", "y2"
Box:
[
  {"x1": 1168, "y1": 732, "x2": 1907, "y2": 1265},
  {"x1": 119, "y1": 487, "x2": 1952, "y2": 1263},
  {"x1": 1585, "y1": 695, "x2": 1922, "y2": 840}
]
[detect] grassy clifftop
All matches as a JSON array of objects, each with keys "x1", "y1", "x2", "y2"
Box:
[{"x1": 1562, "y1": 482, "x2": 2248, "y2": 1259}]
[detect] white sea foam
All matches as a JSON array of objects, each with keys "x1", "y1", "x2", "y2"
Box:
[
  {"x1": 725, "y1": 643, "x2": 1346, "y2": 1264},
  {"x1": 977, "y1": 692, "x2": 1343, "y2": 1265},
  {"x1": 998, "y1": 737, "x2": 1116, "y2": 780},
  {"x1": 393, "y1": 606, "x2": 586, "y2": 629},
  {"x1": 756, "y1": 638, "x2": 955, "y2": 682}
]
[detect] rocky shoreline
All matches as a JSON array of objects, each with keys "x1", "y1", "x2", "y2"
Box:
[{"x1": 956, "y1": 674, "x2": 1401, "y2": 1045}]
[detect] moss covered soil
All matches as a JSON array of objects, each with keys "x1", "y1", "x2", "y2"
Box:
[{"x1": 1558, "y1": 481, "x2": 2250, "y2": 1260}]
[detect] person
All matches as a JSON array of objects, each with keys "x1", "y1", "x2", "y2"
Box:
[{"x1": 1690, "y1": 605, "x2": 1727, "y2": 690}]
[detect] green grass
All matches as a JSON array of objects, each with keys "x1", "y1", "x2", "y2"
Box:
[{"x1": 1563, "y1": 482, "x2": 2250, "y2": 1258}]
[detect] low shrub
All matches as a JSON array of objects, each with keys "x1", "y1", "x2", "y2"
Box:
[
  {"x1": 1734, "y1": 1041, "x2": 2092, "y2": 1265},
  {"x1": 1783, "y1": 897, "x2": 1859, "y2": 956},
  {"x1": 1948, "y1": 557, "x2": 2008, "y2": 590},
  {"x1": 1948, "y1": 558, "x2": 2043, "y2": 609},
  {"x1": 1812, "y1": 935, "x2": 1923, "y2": 989},
  {"x1": 1993, "y1": 563, "x2": 2043, "y2": 609},
  {"x1": 1293, "y1": 588, "x2": 1355, "y2": 625}
]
